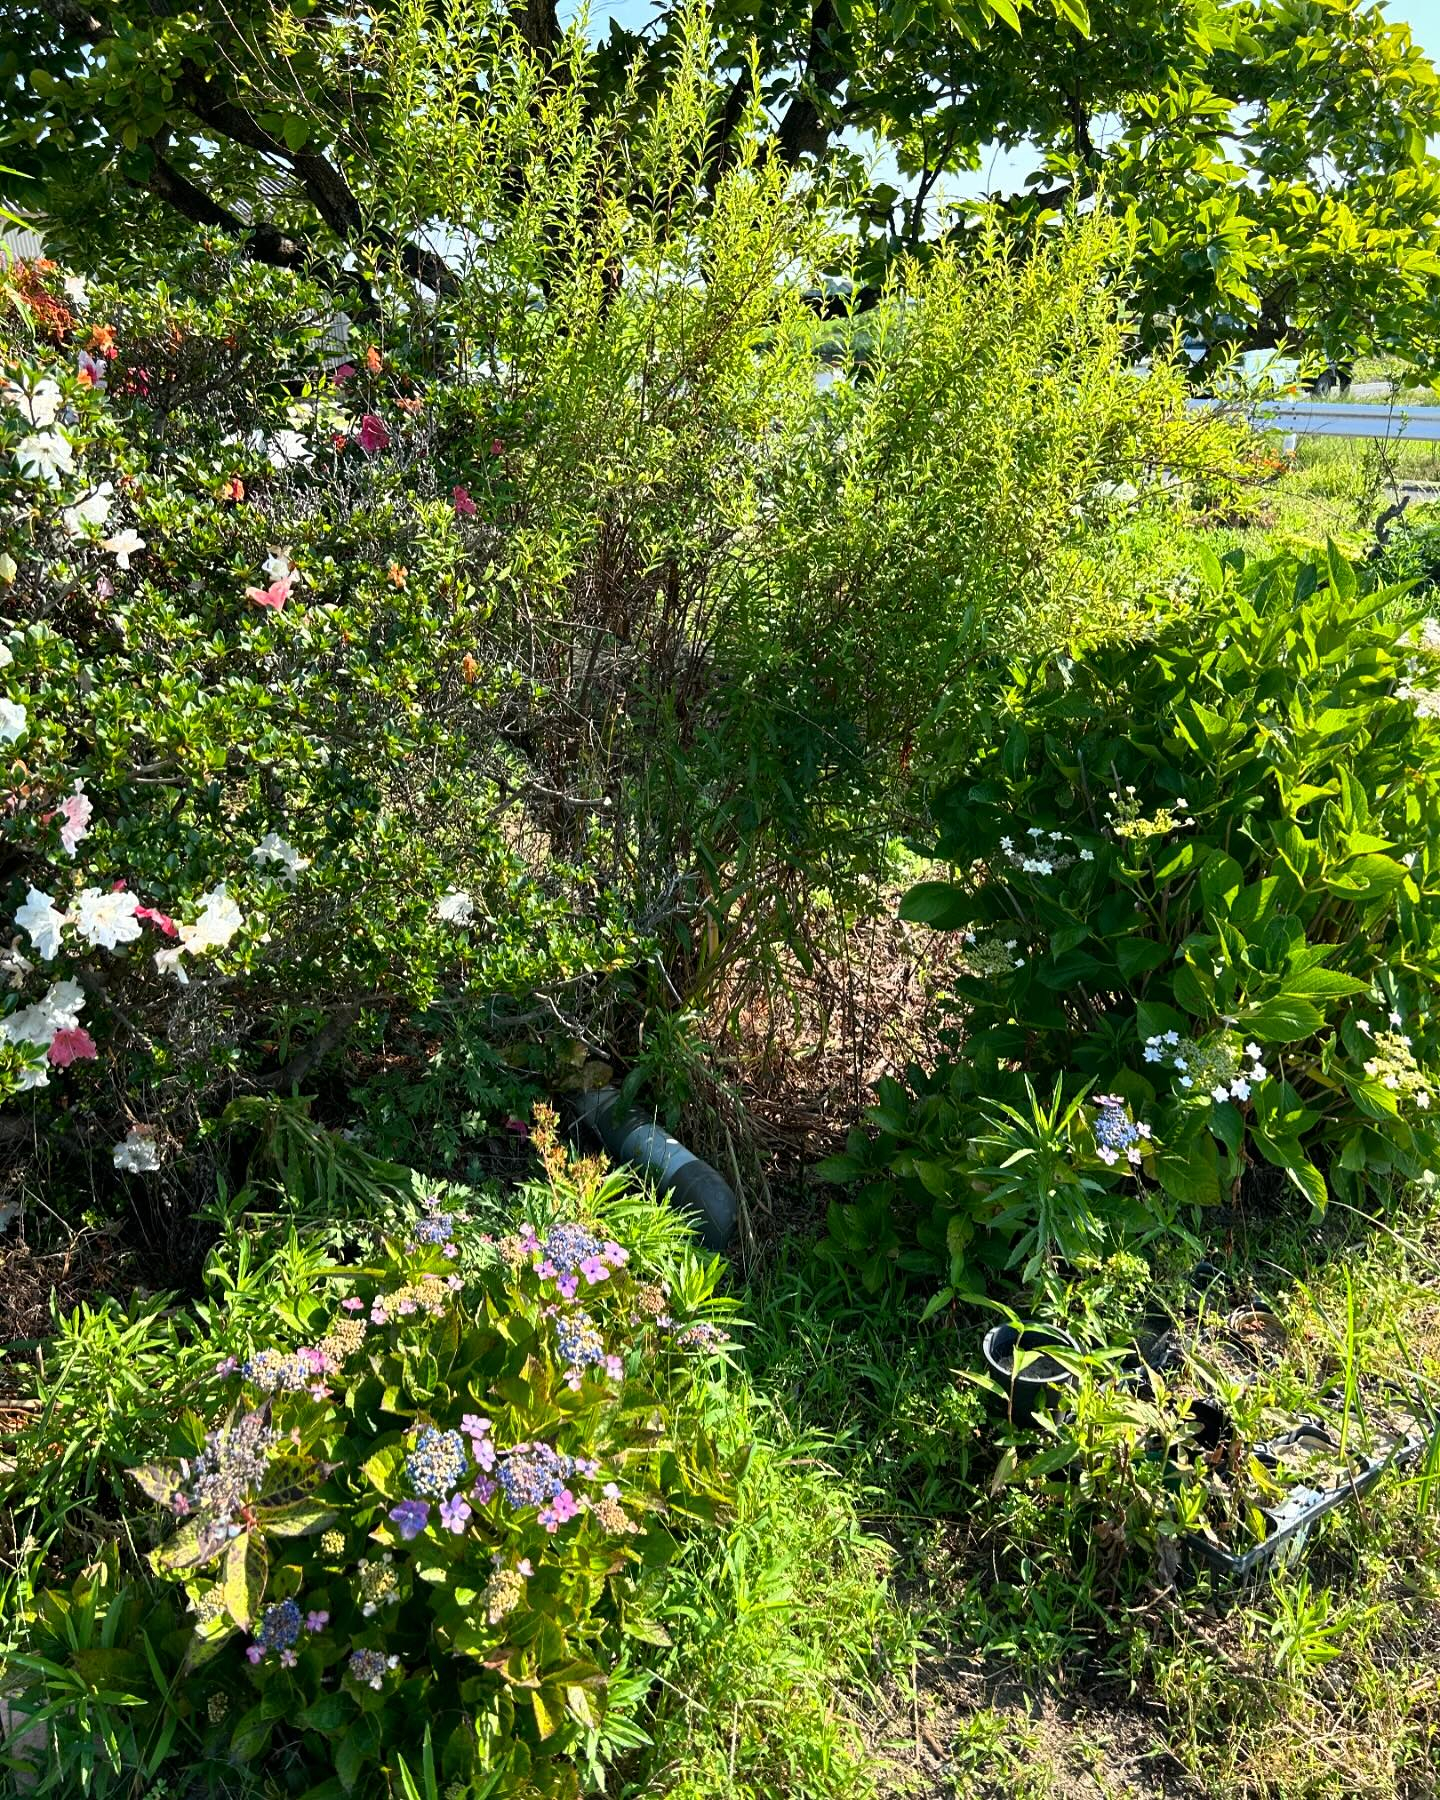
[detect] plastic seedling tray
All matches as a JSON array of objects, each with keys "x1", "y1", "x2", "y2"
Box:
[{"x1": 1182, "y1": 1417, "x2": 1428, "y2": 1582}]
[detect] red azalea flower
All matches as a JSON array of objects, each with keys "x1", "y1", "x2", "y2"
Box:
[
  {"x1": 452, "y1": 485, "x2": 476, "y2": 517},
  {"x1": 136, "y1": 905, "x2": 178, "y2": 938},
  {"x1": 358, "y1": 413, "x2": 390, "y2": 454}
]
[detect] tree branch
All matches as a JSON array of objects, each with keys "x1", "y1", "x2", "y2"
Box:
[
  {"x1": 776, "y1": 0, "x2": 845, "y2": 166},
  {"x1": 145, "y1": 152, "x2": 244, "y2": 232}
]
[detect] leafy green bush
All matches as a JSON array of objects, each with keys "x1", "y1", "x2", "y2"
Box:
[
  {"x1": 0, "y1": 14, "x2": 1242, "y2": 1227},
  {"x1": 822, "y1": 547, "x2": 1440, "y2": 1300},
  {"x1": 6, "y1": 1118, "x2": 739, "y2": 1797}
]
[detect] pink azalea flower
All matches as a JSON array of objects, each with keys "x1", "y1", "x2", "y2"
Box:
[
  {"x1": 246, "y1": 572, "x2": 295, "y2": 612},
  {"x1": 358, "y1": 413, "x2": 390, "y2": 454},
  {"x1": 49, "y1": 1026, "x2": 97, "y2": 1067},
  {"x1": 332, "y1": 363, "x2": 356, "y2": 386},
  {"x1": 135, "y1": 905, "x2": 178, "y2": 937},
  {"x1": 452, "y1": 485, "x2": 476, "y2": 517},
  {"x1": 490, "y1": 438, "x2": 504, "y2": 456},
  {"x1": 58, "y1": 787, "x2": 92, "y2": 857}
]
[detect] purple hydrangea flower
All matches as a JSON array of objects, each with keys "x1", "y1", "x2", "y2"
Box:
[
  {"x1": 389, "y1": 1499, "x2": 430, "y2": 1540},
  {"x1": 439, "y1": 1493, "x2": 472, "y2": 1534}
]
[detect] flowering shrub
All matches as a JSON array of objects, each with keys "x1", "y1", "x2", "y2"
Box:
[
  {"x1": 0, "y1": 256, "x2": 638, "y2": 1188},
  {"x1": 113, "y1": 1121, "x2": 735, "y2": 1795},
  {"x1": 823, "y1": 548, "x2": 1440, "y2": 1296}
]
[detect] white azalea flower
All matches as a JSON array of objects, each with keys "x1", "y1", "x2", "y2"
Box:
[
  {"x1": 3, "y1": 378, "x2": 62, "y2": 429},
  {"x1": 72, "y1": 887, "x2": 143, "y2": 950},
  {"x1": 62, "y1": 481, "x2": 114, "y2": 538},
  {"x1": 62, "y1": 274, "x2": 88, "y2": 307},
  {"x1": 0, "y1": 698, "x2": 26, "y2": 742},
  {"x1": 15, "y1": 887, "x2": 68, "y2": 961},
  {"x1": 0, "y1": 977, "x2": 84, "y2": 1049},
  {"x1": 103, "y1": 528, "x2": 145, "y2": 570},
  {"x1": 251, "y1": 832, "x2": 310, "y2": 880},
  {"x1": 435, "y1": 889, "x2": 474, "y2": 926},
  {"x1": 113, "y1": 1127, "x2": 162, "y2": 1174},
  {"x1": 262, "y1": 548, "x2": 302, "y2": 587},
  {"x1": 178, "y1": 884, "x2": 244, "y2": 954},
  {"x1": 248, "y1": 428, "x2": 313, "y2": 470},
  {"x1": 15, "y1": 430, "x2": 74, "y2": 486},
  {"x1": 154, "y1": 945, "x2": 189, "y2": 985}
]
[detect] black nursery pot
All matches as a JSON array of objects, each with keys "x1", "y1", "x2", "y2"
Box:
[{"x1": 982, "y1": 1324, "x2": 1081, "y2": 1424}]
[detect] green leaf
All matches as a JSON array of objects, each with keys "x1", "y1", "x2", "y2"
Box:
[
  {"x1": 263, "y1": 1498, "x2": 337, "y2": 1537},
  {"x1": 221, "y1": 1533, "x2": 266, "y2": 1630},
  {"x1": 1241, "y1": 995, "x2": 1325, "y2": 1041},
  {"x1": 897, "y1": 881, "x2": 971, "y2": 929},
  {"x1": 531, "y1": 1686, "x2": 565, "y2": 1739},
  {"x1": 1115, "y1": 934, "x2": 1168, "y2": 979},
  {"x1": 1282, "y1": 967, "x2": 1368, "y2": 1000}
]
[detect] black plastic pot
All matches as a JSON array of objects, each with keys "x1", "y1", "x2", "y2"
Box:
[{"x1": 982, "y1": 1324, "x2": 1080, "y2": 1424}]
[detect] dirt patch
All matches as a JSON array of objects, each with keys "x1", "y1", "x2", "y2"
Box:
[{"x1": 865, "y1": 1656, "x2": 1207, "y2": 1799}]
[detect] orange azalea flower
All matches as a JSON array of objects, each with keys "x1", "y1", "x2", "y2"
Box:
[
  {"x1": 365, "y1": 345, "x2": 383, "y2": 373},
  {"x1": 88, "y1": 324, "x2": 118, "y2": 358},
  {"x1": 219, "y1": 476, "x2": 245, "y2": 503},
  {"x1": 387, "y1": 563, "x2": 407, "y2": 588},
  {"x1": 397, "y1": 395, "x2": 423, "y2": 415},
  {"x1": 461, "y1": 653, "x2": 478, "y2": 683}
]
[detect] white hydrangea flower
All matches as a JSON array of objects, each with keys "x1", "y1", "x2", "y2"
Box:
[
  {"x1": 113, "y1": 1127, "x2": 162, "y2": 1174},
  {"x1": 72, "y1": 887, "x2": 143, "y2": 950},
  {"x1": 14, "y1": 430, "x2": 74, "y2": 486},
  {"x1": 251, "y1": 832, "x2": 311, "y2": 881},
  {"x1": 435, "y1": 890, "x2": 474, "y2": 926},
  {"x1": 15, "y1": 887, "x2": 68, "y2": 961},
  {"x1": 62, "y1": 481, "x2": 114, "y2": 538},
  {"x1": 0, "y1": 698, "x2": 26, "y2": 742}
]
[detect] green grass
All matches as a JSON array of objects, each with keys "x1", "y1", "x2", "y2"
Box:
[{"x1": 667, "y1": 1188, "x2": 1440, "y2": 1800}]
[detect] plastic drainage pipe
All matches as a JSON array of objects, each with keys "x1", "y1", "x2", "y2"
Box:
[{"x1": 571, "y1": 1087, "x2": 737, "y2": 1251}]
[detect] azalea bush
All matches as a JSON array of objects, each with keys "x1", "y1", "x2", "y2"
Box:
[
  {"x1": 6, "y1": 1115, "x2": 738, "y2": 1796},
  {"x1": 822, "y1": 547, "x2": 1440, "y2": 1301},
  {"x1": 0, "y1": 254, "x2": 641, "y2": 1208}
]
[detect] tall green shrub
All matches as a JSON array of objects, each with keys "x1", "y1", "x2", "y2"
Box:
[{"x1": 822, "y1": 548, "x2": 1440, "y2": 1298}]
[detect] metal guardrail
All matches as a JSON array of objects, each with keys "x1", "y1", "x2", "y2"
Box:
[{"x1": 1192, "y1": 397, "x2": 1440, "y2": 442}]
